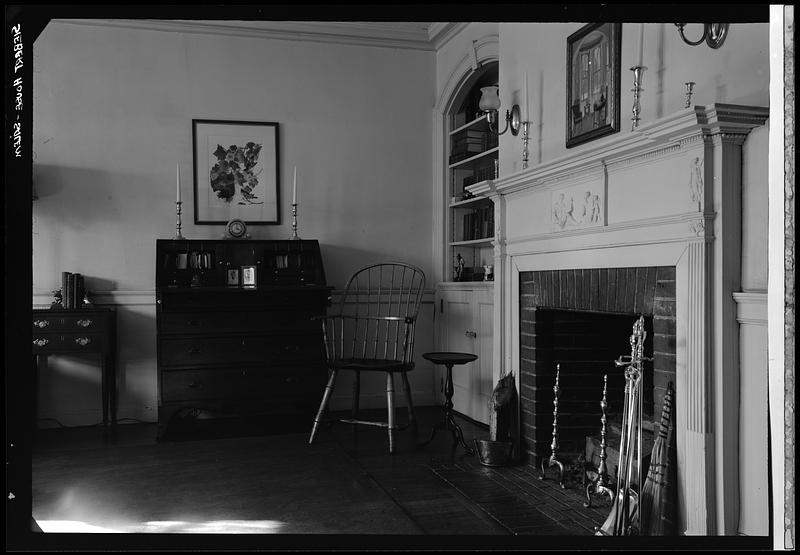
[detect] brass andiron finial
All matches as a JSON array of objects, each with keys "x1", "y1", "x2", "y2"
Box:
[
  {"x1": 540, "y1": 363, "x2": 566, "y2": 488},
  {"x1": 585, "y1": 373, "x2": 615, "y2": 508},
  {"x1": 630, "y1": 66, "x2": 647, "y2": 130}
]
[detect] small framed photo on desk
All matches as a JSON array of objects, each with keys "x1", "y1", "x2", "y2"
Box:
[
  {"x1": 241, "y1": 265, "x2": 257, "y2": 288},
  {"x1": 226, "y1": 268, "x2": 240, "y2": 286}
]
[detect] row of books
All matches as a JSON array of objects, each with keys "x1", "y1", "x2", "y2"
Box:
[
  {"x1": 449, "y1": 135, "x2": 498, "y2": 165},
  {"x1": 61, "y1": 271, "x2": 85, "y2": 309},
  {"x1": 461, "y1": 165, "x2": 496, "y2": 188},
  {"x1": 450, "y1": 110, "x2": 484, "y2": 129},
  {"x1": 461, "y1": 205, "x2": 494, "y2": 241}
]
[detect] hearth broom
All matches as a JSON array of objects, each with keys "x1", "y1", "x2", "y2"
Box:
[{"x1": 639, "y1": 381, "x2": 676, "y2": 535}]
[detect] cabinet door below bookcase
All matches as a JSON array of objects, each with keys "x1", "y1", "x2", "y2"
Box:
[{"x1": 435, "y1": 286, "x2": 494, "y2": 425}]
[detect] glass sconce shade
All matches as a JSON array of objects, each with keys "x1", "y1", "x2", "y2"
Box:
[{"x1": 479, "y1": 86, "x2": 501, "y2": 112}]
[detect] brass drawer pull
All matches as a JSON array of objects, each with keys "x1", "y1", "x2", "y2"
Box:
[
  {"x1": 188, "y1": 381, "x2": 204, "y2": 389},
  {"x1": 188, "y1": 347, "x2": 201, "y2": 354},
  {"x1": 465, "y1": 330, "x2": 477, "y2": 338},
  {"x1": 33, "y1": 338, "x2": 49, "y2": 347},
  {"x1": 76, "y1": 319, "x2": 93, "y2": 328},
  {"x1": 33, "y1": 319, "x2": 50, "y2": 328},
  {"x1": 75, "y1": 337, "x2": 92, "y2": 346}
]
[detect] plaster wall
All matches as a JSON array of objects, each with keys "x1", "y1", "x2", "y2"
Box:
[{"x1": 32, "y1": 21, "x2": 436, "y2": 423}]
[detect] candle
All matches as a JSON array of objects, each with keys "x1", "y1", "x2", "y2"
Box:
[
  {"x1": 176, "y1": 163, "x2": 181, "y2": 203},
  {"x1": 292, "y1": 166, "x2": 297, "y2": 205},
  {"x1": 523, "y1": 72, "x2": 529, "y2": 122},
  {"x1": 636, "y1": 23, "x2": 645, "y2": 67}
]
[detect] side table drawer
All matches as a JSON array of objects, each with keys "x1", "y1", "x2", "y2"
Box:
[
  {"x1": 33, "y1": 313, "x2": 109, "y2": 332},
  {"x1": 32, "y1": 333, "x2": 104, "y2": 353}
]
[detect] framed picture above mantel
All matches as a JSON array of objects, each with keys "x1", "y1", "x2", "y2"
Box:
[
  {"x1": 565, "y1": 23, "x2": 622, "y2": 148},
  {"x1": 193, "y1": 119, "x2": 280, "y2": 225}
]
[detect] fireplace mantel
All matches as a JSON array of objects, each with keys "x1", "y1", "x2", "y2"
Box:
[{"x1": 469, "y1": 104, "x2": 768, "y2": 536}]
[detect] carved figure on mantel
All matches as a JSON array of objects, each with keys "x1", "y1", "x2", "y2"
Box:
[
  {"x1": 553, "y1": 193, "x2": 569, "y2": 229},
  {"x1": 568, "y1": 192, "x2": 590, "y2": 225},
  {"x1": 589, "y1": 194, "x2": 602, "y2": 223},
  {"x1": 688, "y1": 157, "x2": 704, "y2": 212}
]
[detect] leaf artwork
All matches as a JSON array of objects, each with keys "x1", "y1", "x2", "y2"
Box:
[{"x1": 209, "y1": 142, "x2": 264, "y2": 205}]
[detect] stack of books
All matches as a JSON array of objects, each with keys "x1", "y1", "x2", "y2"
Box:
[
  {"x1": 61, "y1": 271, "x2": 85, "y2": 309},
  {"x1": 462, "y1": 204, "x2": 495, "y2": 241},
  {"x1": 449, "y1": 129, "x2": 488, "y2": 164}
]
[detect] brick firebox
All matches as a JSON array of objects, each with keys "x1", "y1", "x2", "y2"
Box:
[{"x1": 518, "y1": 266, "x2": 676, "y2": 464}]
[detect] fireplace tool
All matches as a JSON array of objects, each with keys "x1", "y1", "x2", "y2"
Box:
[
  {"x1": 584, "y1": 373, "x2": 615, "y2": 508},
  {"x1": 596, "y1": 315, "x2": 650, "y2": 536},
  {"x1": 539, "y1": 363, "x2": 565, "y2": 488}
]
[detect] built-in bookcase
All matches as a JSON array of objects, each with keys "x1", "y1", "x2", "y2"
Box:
[{"x1": 446, "y1": 62, "x2": 498, "y2": 283}]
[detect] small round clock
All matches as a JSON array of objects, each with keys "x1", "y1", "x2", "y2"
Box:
[{"x1": 226, "y1": 218, "x2": 248, "y2": 239}]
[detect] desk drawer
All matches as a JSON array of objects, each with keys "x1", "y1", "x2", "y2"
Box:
[
  {"x1": 32, "y1": 333, "x2": 104, "y2": 354},
  {"x1": 159, "y1": 310, "x2": 319, "y2": 334},
  {"x1": 159, "y1": 336, "x2": 267, "y2": 366},
  {"x1": 161, "y1": 367, "x2": 316, "y2": 402}
]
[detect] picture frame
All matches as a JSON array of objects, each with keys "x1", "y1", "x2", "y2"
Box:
[
  {"x1": 226, "y1": 268, "x2": 240, "y2": 287},
  {"x1": 241, "y1": 265, "x2": 257, "y2": 288},
  {"x1": 193, "y1": 119, "x2": 280, "y2": 225},
  {"x1": 565, "y1": 23, "x2": 621, "y2": 148}
]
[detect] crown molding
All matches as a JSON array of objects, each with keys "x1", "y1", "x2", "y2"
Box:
[
  {"x1": 427, "y1": 22, "x2": 469, "y2": 50},
  {"x1": 51, "y1": 19, "x2": 445, "y2": 51}
]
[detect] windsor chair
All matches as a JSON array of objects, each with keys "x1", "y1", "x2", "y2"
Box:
[{"x1": 308, "y1": 262, "x2": 426, "y2": 454}]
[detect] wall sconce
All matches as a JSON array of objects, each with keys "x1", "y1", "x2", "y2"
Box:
[
  {"x1": 479, "y1": 85, "x2": 521, "y2": 136},
  {"x1": 674, "y1": 23, "x2": 729, "y2": 49}
]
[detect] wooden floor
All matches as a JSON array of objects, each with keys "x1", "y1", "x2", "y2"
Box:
[{"x1": 26, "y1": 406, "x2": 758, "y2": 551}]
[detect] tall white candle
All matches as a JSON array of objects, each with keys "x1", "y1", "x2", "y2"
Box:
[
  {"x1": 293, "y1": 166, "x2": 297, "y2": 205},
  {"x1": 636, "y1": 24, "x2": 645, "y2": 67},
  {"x1": 523, "y1": 72, "x2": 529, "y2": 122},
  {"x1": 176, "y1": 163, "x2": 181, "y2": 203}
]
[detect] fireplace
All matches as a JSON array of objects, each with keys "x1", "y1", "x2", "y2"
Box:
[
  {"x1": 519, "y1": 267, "x2": 676, "y2": 464},
  {"x1": 466, "y1": 104, "x2": 768, "y2": 534}
]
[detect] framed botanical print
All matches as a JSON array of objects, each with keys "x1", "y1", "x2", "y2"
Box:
[
  {"x1": 193, "y1": 119, "x2": 280, "y2": 224},
  {"x1": 565, "y1": 23, "x2": 622, "y2": 148}
]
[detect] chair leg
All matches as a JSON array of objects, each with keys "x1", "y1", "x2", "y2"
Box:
[
  {"x1": 351, "y1": 370, "x2": 360, "y2": 420},
  {"x1": 309, "y1": 369, "x2": 338, "y2": 445},
  {"x1": 386, "y1": 372, "x2": 396, "y2": 454},
  {"x1": 400, "y1": 371, "x2": 418, "y2": 438}
]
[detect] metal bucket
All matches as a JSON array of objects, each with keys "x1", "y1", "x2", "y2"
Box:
[{"x1": 474, "y1": 439, "x2": 513, "y2": 467}]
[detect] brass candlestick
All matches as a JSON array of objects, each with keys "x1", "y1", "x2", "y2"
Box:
[
  {"x1": 174, "y1": 200, "x2": 185, "y2": 240},
  {"x1": 585, "y1": 373, "x2": 615, "y2": 508},
  {"x1": 290, "y1": 202, "x2": 300, "y2": 240},
  {"x1": 540, "y1": 363, "x2": 566, "y2": 488},
  {"x1": 521, "y1": 121, "x2": 530, "y2": 170},
  {"x1": 630, "y1": 66, "x2": 647, "y2": 130},
  {"x1": 684, "y1": 81, "x2": 696, "y2": 108}
]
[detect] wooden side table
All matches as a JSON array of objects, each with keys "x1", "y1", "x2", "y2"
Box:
[
  {"x1": 32, "y1": 307, "x2": 117, "y2": 432},
  {"x1": 420, "y1": 351, "x2": 478, "y2": 454}
]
